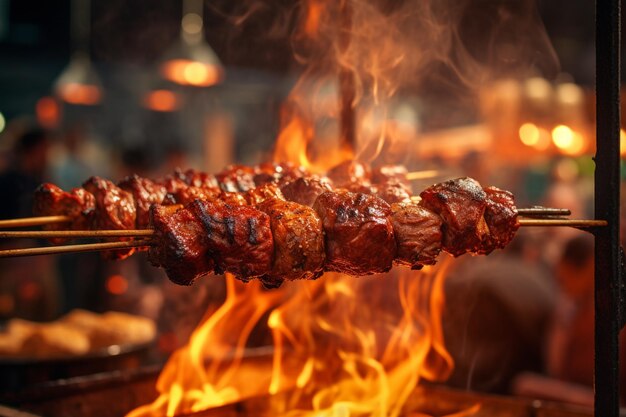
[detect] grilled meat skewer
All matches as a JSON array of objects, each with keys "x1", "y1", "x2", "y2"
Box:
[{"x1": 148, "y1": 177, "x2": 519, "y2": 287}]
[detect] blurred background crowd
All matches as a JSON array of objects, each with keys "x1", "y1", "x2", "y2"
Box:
[{"x1": 0, "y1": 0, "x2": 623, "y2": 408}]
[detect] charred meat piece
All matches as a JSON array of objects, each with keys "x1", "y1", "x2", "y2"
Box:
[
  {"x1": 244, "y1": 183, "x2": 285, "y2": 206},
  {"x1": 313, "y1": 191, "x2": 395, "y2": 275},
  {"x1": 390, "y1": 202, "x2": 442, "y2": 269},
  {"x1": 220, "y1": 192, "x2": 248, "y2": 207},
  {"x1": 182, "y1": 168, "x2": 219, "y2": 190},
  {"x1": 371, "y1": 165, "x2": 410, "y2": 186},
  {"x1": 171, "y1": 186, "x2": 221, "y2": 206},
  {"x1": 158, "y1": 172, "x2": 188, "y2": 195},
  {"x1": 148, "y1": 205, "x2": 214, "y2": 285},
  {"x1": 254, "y1": 162, "x2": 308, "y2": 186},
  {"x1": 480, "y1": 186, "x2": 519, "y2": 254},
  {"x1": 118, "y1": 175, "x2": 168, "y2": 228},
  {"x1": 376, "y1": 181, "x2": 412, "y2": 204},
  {"x1": 83, "y1": 176, "x2": 137, "y2": 260},
  {"x1": 419, "y1": 177, "x2": 489, "y2": 257},
  {"x1": 280, "y1": 176, "x2": 333, "y2": 207},
  {"x1": 33, "y1": 183, "x2": 96, "y2": 243},
  {"x1": 216, "y1": 165, "x2": 257, "y2": 193},
  {"x1": 257, "y1": 198, "x2": 325, "y2": 285},
  {"x1": 191, "y1": 199, "x2": 273, "y2": 281},
  {"x1": 326, "y1": 160, "x2": 370, "y2": 188}
]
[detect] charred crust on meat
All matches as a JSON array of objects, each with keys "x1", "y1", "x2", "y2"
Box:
[
  {"x1": 248, "y1": 218, "x2": 258, "y2": 245},
  {"x1": 225, "y1": 217, "x2": 236, "y2": 244}
]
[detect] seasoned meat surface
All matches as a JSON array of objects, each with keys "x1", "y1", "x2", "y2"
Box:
[
  {"x1": 182, "y1": 168, "x2": 219, "y2": 189},
  {"x1": 171, "y1": 186, "x2": 221, "y2": 206},
  {"x1": 390, "y1": 203, "x2": 442, "y2": 269},
  {"x1": 216, "y1": 165, "x2": 256, "y2": 193},
  {"x1": 244, "y1": 183, "x2": 285, "y2": 206},
  {"x1": 280, "y1": 176, "x2": 333, "y2": 207},
  {"x1": 253, "y1": 162, "x2": 308, "y2": 186},
  {"x1": 220, "y1": 192, "x2": 248, "y2": 207},
  {"x1": 419, "y1": 177, "x2": 489, "y2": 257},
  {"x1": 326, "y1": 160, "x2": 370, "y2": 187},
  {"x1": 313, "y1": 191, "x2": 396, "y2": 275},
  {"x1": 33, "y1": 183, "x2": 95, "y2": 243},
  {"x1": 371, "y1": 165, "x2": 410, "y2": 186},
  {"x1": 257, "y1": 198, "x2": 325, "y2": 286},
  {"x1": 375, "y1": 181, "x2": 412, "y2": 204},
  {"x1": 118, "y1": 175, "x2": 168, "y2": 228},
  {"x1": 83, "y1": 176, "x2": 137, "y2": 260},
  {"x1": 148, "y1": 205, "x2": 214, "y2": 285},
  {"x1": 480, "y1": 186, "x2": 519, "y2": 254},
  {"x1": 191, "y1": 199, "x2": 273, "y2": 281},
  {"x1": 158, "y1": 173, "x2": 188, "y2": 195}
]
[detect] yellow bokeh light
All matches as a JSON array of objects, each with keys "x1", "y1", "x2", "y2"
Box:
[
  {"x1": 621, "y1": 129, "x2": 626, "y2": 156},
  {"x1": 161, "y1": 59, "x2": 222, "y2": 87},
  {"x1": 552, "y1": 125, "x2": 574, "y2": 149},
  {"x1": 519, "y1": 123, "x2": 540, "y2": 146}
]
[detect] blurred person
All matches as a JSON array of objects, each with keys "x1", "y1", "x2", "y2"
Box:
[
  {"x1": 0, "y1": 127, "x2": 60, "y2": 321},
  {"x1": 0, "y1": 128, "x2": 50, "y2": 219},
  {"x1": 49, "y1": 125, "x2": 95, "y2": 189},
  {"x1": 442, "y1": 233, "x2": 556, "y2": 394}
]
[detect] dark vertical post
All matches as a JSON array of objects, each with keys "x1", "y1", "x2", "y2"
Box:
[
  {"x1": 595, "y1": 0, "x2": 621, "y2": 415},
  {"x1": 339, "y1": 0, "x2": 356, "y2": 151}
]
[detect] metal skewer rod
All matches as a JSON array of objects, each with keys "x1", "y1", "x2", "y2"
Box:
[
  {"x1": 0, "y1": 240, "x2": 154, "y2": 258},
  {"x1": 0, "y1": 215, "x2": 71, "y2": 229},
  {"x1": 0, "y1": 229, "x2": 155, "y2": 239}
]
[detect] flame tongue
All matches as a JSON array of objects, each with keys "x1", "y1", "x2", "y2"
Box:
[{"x1": 129, "y1": 261, "x2": 455, "y2": 417}]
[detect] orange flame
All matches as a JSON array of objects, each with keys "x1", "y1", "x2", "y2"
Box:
[{"x1": 128, "y1": 260, "x2": 471, "y2": 417}]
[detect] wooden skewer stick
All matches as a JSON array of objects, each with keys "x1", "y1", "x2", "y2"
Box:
[
  {"x1": 0, "y1": 229, "x2": 155, "y2": 239},
  {"x1": 0, "y1": 240, "x2": 154, "y2": 258},
  {"x1": 0, "y1": 215, "x2": 71, "y2": 229},
  {"x1": 518, "y1": 219, "x2": 607, "y2": 228},
  {"x1": 517, "y1": 207, "x2": 571, "y2": 216},
  {"x1": 405, "y1": 170, "x2": 440, "y2": 181}
]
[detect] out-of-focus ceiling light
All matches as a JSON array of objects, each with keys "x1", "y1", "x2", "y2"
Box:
[
  {"x1": 160, "y1": 0, "x2": 223, "y2": 87},
  {"x1": 54, "y1": 0, "x2": 102, "y2": 105},
  {"x1": 0, "y1": 112, "x2": 5, "y2": 133},
  {"x1": 142, "y1": 89, "x2": 181, "y2": 112},
  {"x1": 55, "y1": 53, "x2": 102, "y2": 105}
]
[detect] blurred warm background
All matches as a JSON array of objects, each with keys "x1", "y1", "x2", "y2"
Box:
[{"x1": 0, "y1": 0, "x2": 622, "y2": 412}]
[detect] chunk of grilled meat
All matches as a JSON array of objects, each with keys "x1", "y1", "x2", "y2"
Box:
[
  {"x1": 371, "y1": 165, "x2": 410, "y2": 186},
  {"x1": 253, "y1": 162, "x2": 309, "y2": 186},
  {"x1": 419, "y1": 177, "x2": 489, "y2": 257},
  {"x1": 313, "y1": 191, "x2": 396, "y2": 275},
  {"x1": 182, "y1": 168, "x2": 219, "y2": 190},
  {"x1": 390, "y1": 202, "x2": 442, "y2": 269},
  {"x1": 148, "y1": 204, "x2": 214, "y2": 286},
  {"x1": 118, "y1": 175, "x2": 168, "y2": 228},
  {"x1": 257, "y1": 198, "x2": 325, "y2": 287},
  {"x1": 480, "y1": 186, "x2": 519, "y2": 254},
  {"x1": 375, "y1": 181, "x2": 412, "y2": 204},
  {"x1": 216, "y1": 165, "x2": 257, "y2": 193},
  {"x1": 83, "y1": 176, "x2": 137, "y2": 260},
  {"x1": 33, "y1": 183, "x2": 96, "y2": 243},
  {"x1": 171, "y1": 186, "x2": 222, "y2": 206},
  {"x1": 280, "y1": 176, "x2": 333, "y2": 207},
  {"x1": 326, "y1": 160, "x2": 370, "y2": 187},
  {"x1": 192, "y1": 199, "x2": 274, "y2": 281},
  {"x1": 244, "y1": 183, "x2": 285, "y2": 206}
]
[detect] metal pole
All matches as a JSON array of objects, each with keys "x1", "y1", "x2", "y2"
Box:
[
  {"x1": 338, "y1": 0, "x2": 356, "y2": 151},
  {"x1": 595, "y1": 0, "x2": 621, "y2": 415}
]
